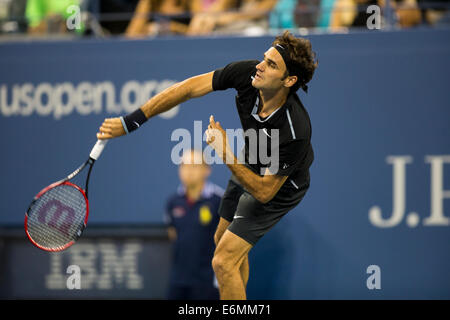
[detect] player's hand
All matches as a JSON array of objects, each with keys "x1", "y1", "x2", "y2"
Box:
[
  {"x1": 97, "y1": 117, "x2": 126, "y2": 140},
  {"x1": 205, "y1": 115, "x2": 230, "y2": 161}
]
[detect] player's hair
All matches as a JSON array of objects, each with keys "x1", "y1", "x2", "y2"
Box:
[{"x1": 272, "y1": 31, "x2": 318, "y2": 93}]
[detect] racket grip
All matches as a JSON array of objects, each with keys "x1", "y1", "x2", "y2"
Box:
[{"x1": 89, "y1": 139, "x2": 108, "y2": 160}]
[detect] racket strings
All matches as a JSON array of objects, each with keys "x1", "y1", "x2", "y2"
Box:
[{"x1": 26, "y1": 184, "x2": 87, "y2": 250}]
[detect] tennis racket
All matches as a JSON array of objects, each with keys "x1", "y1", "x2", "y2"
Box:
[{"x1": 25, "y1": 139, "x2": 108, "y2": 252}]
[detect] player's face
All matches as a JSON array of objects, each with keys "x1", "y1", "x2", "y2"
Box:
[{"x1": 252, "y1": 47, "x2": 288, "y2": 91}]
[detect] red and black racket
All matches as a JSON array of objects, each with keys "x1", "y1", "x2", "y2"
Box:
[{"x1": 25, "y1": 139, "x2": 108, "y2": 252}]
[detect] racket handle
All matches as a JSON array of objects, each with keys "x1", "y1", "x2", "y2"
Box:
[{"x1": 89, "y1": 139, "x2": 108, "y2": 161}]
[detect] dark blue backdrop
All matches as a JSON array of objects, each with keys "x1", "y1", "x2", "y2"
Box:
[{"x1": 1, "y1": 28, "x2": 449, "y2": 299}]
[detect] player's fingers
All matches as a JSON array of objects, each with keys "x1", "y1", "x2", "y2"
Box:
[
  {"x1": 104, "y1": 118, "x2": 122, "y2": 129},
  {"x1": 97, "y1": 132, "x2": 110, "y2": 140},
  {"x1": 209, "y1": 128, "x2": 222, "y2": 141},
  {"x1": 205, "y1": 129, "x2": 212, "y2": 143},
  {"x1": 113, "y1": 126, "x2": 125, "y2": 136},
  {"x1": 100, "y1": 126, "x2": 112, "y2": 134},
  {"x1": 207, "y1": 135, "x2": 215, "y2": 144},
  {"x1": 210, "y1": 122, "x2": 219, "y2": 130},
  {"x1": 104, "y1": 118, "x2": 122, "y2": 126}
]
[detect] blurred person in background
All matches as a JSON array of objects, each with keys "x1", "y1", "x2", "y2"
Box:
[
  {"x1": 0, "y1": 0, "x2": 28, "y2": 34},
  {"x1": 189, "y1": 0, "x2": 278, "y2": 36},
  {"x1": 269, "y1": 0, "x2": 298, "y2": 29},
  {"x1": 98, "y1": 0, "x2": 138, "y2": 35},
  {"x1": 329, "y1": 0, "x2": 375, "y2": 29},
  {"x1": 125, "y1": 0, "x2": 236, "y2": 37},
  {"x1": 269, "y1": 0, "x2": 321, "y2": 30},
  {"x1": 125, "y1": 0, "x2": 278, "y2": 37},
  {"x1": 317, "y1": 0, "x2": 337, "y2": 28},
  {"x1": 329, "y1": 0, "x2": 422, "y2": 30},
  {"x1": 394, "y1": 0, "x2": 422, "y2": 27},
  {"x1": 185, "y1": 0, "x2": 237, "y2": 35},
  {"x1": 125, "y1": 0, "x2": 192, "y2": 37},
  {"x1": 294, "y1": 0, "x2": 321, "y2": 28},
  {"x1": 164, "y1": 149, "x2": 223, "y2": 300},
  {"x1": 417, "y1": 0, "x2": 450, "y2": 26},
  {"x1": 25, "y1": 0, "x2": 85, "y2": 35}
]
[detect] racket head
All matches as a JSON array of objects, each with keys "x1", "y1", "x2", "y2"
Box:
[{"x1": 25, "y1": 181, "x2": 89, "y2": 252}]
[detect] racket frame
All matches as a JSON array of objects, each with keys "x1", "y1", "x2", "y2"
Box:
[
  {"x1": 24, "y1": 158, "x2": 94, "y2": 252},
  {"x1": 24, "y1": 181, "x2": 89, "y2": 252},
  {"x1": 25, "y1": 139, "x2": 107, "y2": 252}
]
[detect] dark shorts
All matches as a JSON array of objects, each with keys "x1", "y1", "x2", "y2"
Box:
[{"x1": 218, "y1": 174, "x2": 309, "y2": 246}]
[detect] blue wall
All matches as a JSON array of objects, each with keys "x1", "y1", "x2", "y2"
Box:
[{"x1": 1, "y1": 28, "x2": 449, "y2": 299}]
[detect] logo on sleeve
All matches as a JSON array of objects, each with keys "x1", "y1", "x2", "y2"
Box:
[{"x1": 173, "y1": 206, "x2": 186, "y2": 218}]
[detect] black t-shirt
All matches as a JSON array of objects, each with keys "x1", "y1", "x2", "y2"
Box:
[{"x1": 212, "y1": 60, "x2": 314, "y2": 195}]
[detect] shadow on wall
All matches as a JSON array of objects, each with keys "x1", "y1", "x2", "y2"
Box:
[{"x1": 247, "y1": 212, "x2": 339, "y2": 299}]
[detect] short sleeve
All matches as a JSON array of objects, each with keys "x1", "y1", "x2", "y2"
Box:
[
  {"x1": 268, "y1": 140, "x2": 307, "y2": 176},
  {"x1": 212, "y1": 194, "x2": 223, "y2": 217},
  {"x1": 212, "y1": 60, "x2": 259, "y2": 92}
]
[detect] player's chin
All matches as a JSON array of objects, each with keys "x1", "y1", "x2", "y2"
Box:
[{"x1": 251, "y1": 78, "x2": 262, "y2": 89}]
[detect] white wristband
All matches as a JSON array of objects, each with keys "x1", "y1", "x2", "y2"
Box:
[{"x1": 120, "y1": 116, "x2": 129, "y2": 134}]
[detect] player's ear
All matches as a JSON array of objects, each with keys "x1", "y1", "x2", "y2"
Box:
[{"x1": 284, "y1": 75, "x2": 298, "y2": 88}]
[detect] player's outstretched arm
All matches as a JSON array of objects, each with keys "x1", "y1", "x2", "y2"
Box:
[{"x1": 97, "y1": 71, "x2": 214, "y2": 140}]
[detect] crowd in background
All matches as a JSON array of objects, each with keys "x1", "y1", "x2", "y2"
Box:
[{"x1": 0, "y1": 0, "x2": 448, "y2": 38}]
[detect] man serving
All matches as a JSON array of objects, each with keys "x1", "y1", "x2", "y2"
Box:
[{"x1": 97, "y1": 31, "x2": 317, "y2": 300}]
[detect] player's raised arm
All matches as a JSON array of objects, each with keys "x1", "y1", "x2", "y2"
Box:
[
  {"x1": 205, "y1": 115, "x2": 288, "y2": 204},
  {"x1": 97, "y1": 71, "x2": 214, "y2": 140}
]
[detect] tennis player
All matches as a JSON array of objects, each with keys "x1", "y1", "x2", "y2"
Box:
[{"x1": 97, "y1": 31, "x2": 317, "y2": 300}]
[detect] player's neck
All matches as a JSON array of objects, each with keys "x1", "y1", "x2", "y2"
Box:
[
  {"x1": 185, "y1": 181, "x2": 205, "y2": 202},
  {"x1": 258, "y1": 88, "x2": 289, "y2": 118}
]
